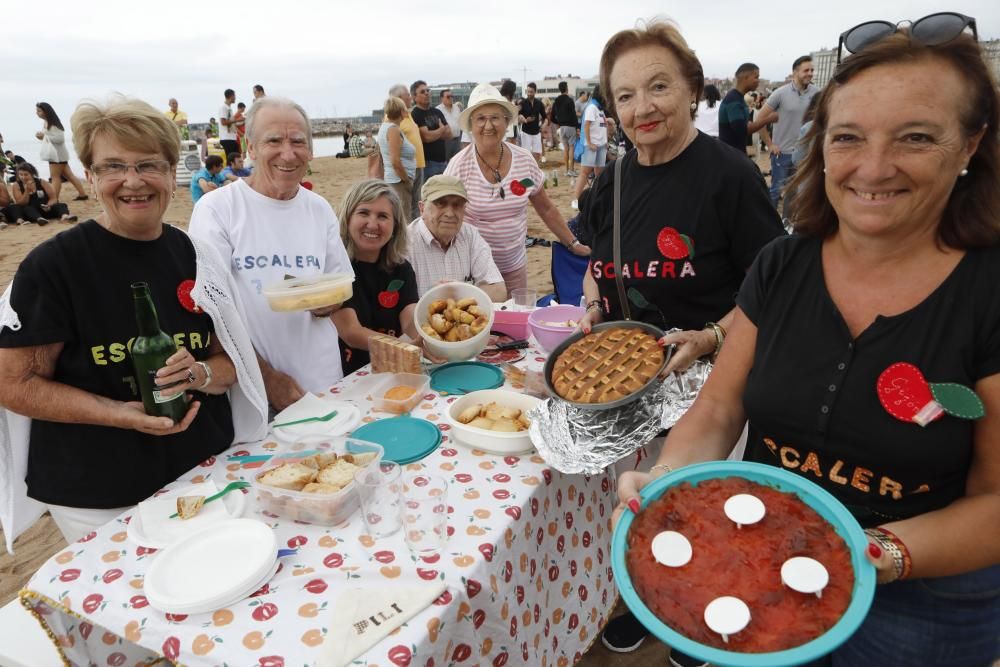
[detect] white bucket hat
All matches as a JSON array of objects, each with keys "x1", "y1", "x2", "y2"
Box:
[{"x1": 459, "y1": 83, "x2": 519, "y2": 133}]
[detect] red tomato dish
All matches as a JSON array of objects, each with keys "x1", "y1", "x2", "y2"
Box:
[{"x1": 626, "y1": 477, "x2": 854, "y2": 652}]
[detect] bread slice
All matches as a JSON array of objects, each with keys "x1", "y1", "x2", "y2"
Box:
[
  {"x1": 341, "y1": 452, "x2": 377, "y2": 467},
  {"x1": 316, "y1": 459, "x2": 358, "y2": 489},
  {"x1": 176, "y1": 495, "x2": 205, "y2": 519},
  {"x1": 258, "y1": 462, "x2": 317, "y2": 491}
]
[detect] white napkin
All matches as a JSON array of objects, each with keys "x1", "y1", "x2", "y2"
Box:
[
  {"x1": 316, "y1": 580, "x2": 448, "y2": 667},
  {"x1": 270, "y1": 393, "x2": 357, "y2": 441},
  {"x1": 137, "y1": 482, "x2": 229, "y2": 545}
]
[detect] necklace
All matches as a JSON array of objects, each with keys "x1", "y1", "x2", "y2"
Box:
[{"x1": 474, "y1": 143, "x2": 505, "y2": 199}]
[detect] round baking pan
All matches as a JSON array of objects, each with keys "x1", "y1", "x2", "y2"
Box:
[{"x1": 543, "y1": 320, "x2": 670, "y2": 410}]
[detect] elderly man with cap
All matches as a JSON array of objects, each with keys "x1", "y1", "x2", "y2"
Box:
[
  {"x1": 409, "y1": 176, "x2": 506, "y2": 302},
  {"x1": 189, "y1": 96, "x2": 353, "y2": 412}
]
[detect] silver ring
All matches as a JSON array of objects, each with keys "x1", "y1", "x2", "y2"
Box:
[{"x1": 186, "y1": 368, "x2": 197, "y2": 384}]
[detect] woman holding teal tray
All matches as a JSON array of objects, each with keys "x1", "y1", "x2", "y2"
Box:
[{"x1": 614, "y1": 15, "x2": 1000, "y2": 667}]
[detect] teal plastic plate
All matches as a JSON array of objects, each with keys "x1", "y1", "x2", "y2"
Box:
[
  {"x1": 350, "y1": 416, "x2": 442, "y2": 464},
  {"x1": 429, "y1": 361, "x2": 504, "y2": 395},
  {"x1": 611, "y1": 461, "x2": 876, "y2": 667}
]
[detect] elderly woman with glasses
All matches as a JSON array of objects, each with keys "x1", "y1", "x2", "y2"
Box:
[
  {"x1": 0, "y1": 96, "x2": 266, "y2": 548},
  {"x1": 614, "y1": 15, "x2": 1000, "y2": 666},
  {"x1": 444, "y1": 83, "x2": 590, "y2": 297}
]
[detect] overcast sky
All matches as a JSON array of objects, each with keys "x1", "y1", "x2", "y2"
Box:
[{"x1": 2, "y1": 0, "x2": 996, "y2": 142}]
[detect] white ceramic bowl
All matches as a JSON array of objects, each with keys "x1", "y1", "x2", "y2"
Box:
[
  {"x1": 414, "y1": 282, "x2": 495, "y2": 362},
  {"x1": 446, "y1": 389, "x2": 540, "y2": 455}
]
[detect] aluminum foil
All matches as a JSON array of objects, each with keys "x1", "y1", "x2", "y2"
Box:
[{"x1": 528, "y1": 360, "x2": 712, "y2": 474}]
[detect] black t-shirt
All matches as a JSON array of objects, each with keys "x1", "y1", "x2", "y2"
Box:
[
  {"x1": 552, "y1": 94, "x2": 578, "y2": 127},
  {"x1": 578, "y1": 133, "x2": 783, "y2": 330},
  {"x1": 519, "y1": 98, "x2": 546, "y2": 135},
  {"x1": 738, "y1": 235, "x2": 1000, "y2": 526},
  {"x1": 340, "y1": 259, "x2": 419, "y2": 374},
  {"x1": 0, "y1": 221, "x2": 233, "y2": 508},
  {"x1": 410, "y1": 106, "x2": 448, "y2": 163}
]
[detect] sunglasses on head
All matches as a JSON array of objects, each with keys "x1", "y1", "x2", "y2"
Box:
[{"x1": 837, "y1": 12, "x2": 977, "y2": 64}]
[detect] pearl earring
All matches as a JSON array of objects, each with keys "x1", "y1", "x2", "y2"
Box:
[
  {"x1": 960, "y1": 168, "x2": 969, "y2": 177},
  {"x1": 690, "y1": 102, "x2": 697, "y2": 111}
]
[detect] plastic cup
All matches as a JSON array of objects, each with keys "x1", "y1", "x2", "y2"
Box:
[
  {"x1": 511, "y1": 288, "x2": 538, "y2": 312},
  {"x1": 401, "y1": 473, "x2": 449, "y2": 558},
  {"x1": 354, "y1": 462, "x2": 402, "y2": 538}
]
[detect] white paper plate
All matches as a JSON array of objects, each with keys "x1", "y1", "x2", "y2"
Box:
[
  {"x1": 128, "y1": 483, "x2": 246, "y2": 550},
  {"x1": 144, "y1": 519, "x2": 277, "y2": 615},
  {"x1": 270, "y1": 400, "x2": 362, "y2": 443}
]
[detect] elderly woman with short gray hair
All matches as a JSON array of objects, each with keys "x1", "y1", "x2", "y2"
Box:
[{"x1": 444, "y1": 83, "x2": 590, "y2": 297}]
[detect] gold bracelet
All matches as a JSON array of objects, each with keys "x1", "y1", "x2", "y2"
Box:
[
  {"x1": 864, "y1": 527, "x2": 909, "y2": 583},
  {"x1": 649, "y1": 463, "x2": 673, "y2": 476},
  {"x1": 703, "y1": 322, "x2": 726, "y2": 362}
]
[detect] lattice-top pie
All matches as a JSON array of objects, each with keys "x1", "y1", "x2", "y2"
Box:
[{"x1": 552, "y1": 327, "x2": 664, "y2": 403}]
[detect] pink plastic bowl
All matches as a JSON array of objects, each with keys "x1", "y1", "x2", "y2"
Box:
[{"x1": 528, "y1": 305, "x2": 587, "y2": 353}]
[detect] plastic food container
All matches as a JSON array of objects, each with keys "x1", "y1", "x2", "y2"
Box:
[
  {"x1": 414, "y1": 282, "x2": 495, "y2": 362},
  {"x1": 528, "y1": 304, "x2": 586, "y2": 353},
  {"x1": 492, "y1": 310, "x2": 530, "y2": 341},
  {"x1": 446, "y1": 389, "x2": 540, "y2": 455},
  {"x1": 371, "y1": 372, "x2": 430, "y2": 414},
  {"x1": 250, "y1": 439, "x2": 383, "y2": 526},
  {"x1": 262, "y1": 273, "x2": 355, "y2": 312}
]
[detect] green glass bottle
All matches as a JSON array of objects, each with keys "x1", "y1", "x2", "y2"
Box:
[{"x1": 130, "y1": 282, "x2": 190, "y2": 423}]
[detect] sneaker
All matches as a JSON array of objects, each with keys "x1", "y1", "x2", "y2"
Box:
[
  {"x1": 17, "y1": 219, "x2": 33, "y2": 226},
  {"x1": 668, "y1": 651, "x2": 708, "y2": 667},
  {"x1": 73, "y1": 194, "x2": 89, "y2": 201},
  {"x1": 0, "y1": 221, "x2": 8, "y2": 230},
  {"x1": 600, "y1": 611, "x2": 649, "y2": 653},
  {"x1": 36, "y1": 218, "x2": 49, "y2": 226}
]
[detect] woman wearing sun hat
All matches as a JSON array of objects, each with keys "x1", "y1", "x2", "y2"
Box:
[{"x1": 444, "y1": 83, "x2": 590, "y2": 297}]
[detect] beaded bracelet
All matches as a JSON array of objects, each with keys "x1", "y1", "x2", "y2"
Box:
[
  {"x1": 585, "y1": 299, "x2": 603, "y2": 313},
  {"x1": 864, "y1": 527, "x2": 912, "y2": 583}
]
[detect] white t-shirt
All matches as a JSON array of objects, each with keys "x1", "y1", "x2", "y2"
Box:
[
  {"x1": 218, "y1": 103, "x2": 236, "y2": 140},
  {"x1": 436, "y1": 102, "x2": 463, "y2": 138},
  {"x1": 694, "y1": 100, "x2": 720, "y2": 137},
  {"x1": 188, "y1": 179, "x2": 354, "y2": 394},
  {"x1": 583, "y1": 104, "x2": 607, "y2": 147}
]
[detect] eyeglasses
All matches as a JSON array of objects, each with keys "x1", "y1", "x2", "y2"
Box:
[
  {"x1": 837, "y1": 12, "x2": 977, "y2": 64},
  {"x1": 472, "y1": 114, "x2": 506, "y2": 126},
  {"x1": 91, "y1": 160, "x2": 171, "y2": 179}
]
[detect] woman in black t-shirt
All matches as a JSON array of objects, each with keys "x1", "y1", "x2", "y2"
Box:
[
  {"x1": 333, "y1": 180, "x2": 423, "y2": 374},
  {"x1": 0, "y1": 97, "x2": 263, "y2": 546},
  {"x1": 585, "y1": 22, "x2": 785, "y2": 657},
  {"x1": 8, "y1": 162, "x2": 77, "y2": 224},
  {"x1": 617, "y1": 30, "x2": 1000, "y2": 664},
  {"x1": 579, "y1": 23, "x2": 784, "y2": 378}
]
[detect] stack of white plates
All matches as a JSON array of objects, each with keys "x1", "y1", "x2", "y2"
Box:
[{"x1": 144, "y1": 519, "x2": 278, "y2": 615}]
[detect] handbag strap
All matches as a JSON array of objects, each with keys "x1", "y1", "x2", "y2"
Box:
[{"x1": 612, "y1": 154, "x2": 631, "y2": 321}]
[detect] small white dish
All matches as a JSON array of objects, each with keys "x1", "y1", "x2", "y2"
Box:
[
  {"x1": 128, "y1": 482, "x2": 246, "y2": 550},
  {"x1": 447, "y1": 389, "x2": 540, "y2": 455},
  {"x1": 144, "y1": 518, "x2": 277, "y2": 615},
  {"x1": 270, "y1": 398, "x2": 361, "y2": 443}
]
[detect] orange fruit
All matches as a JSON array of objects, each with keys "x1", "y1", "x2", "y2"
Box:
[
  {"x1": 473, "y1": 509, "x2": 491, "y2": 519},
  {"x1": 102, "y1": 631, "x2": 117, "y2": 645},
  {"x1": 481, "y1": 637, "x2": 493, "y2": 655},
  {"x1": 242, "y1": 630, "x2": 265, "y2": 650},
  {"x1": 478, "y1": 461, "x2": 494, "y2": 470},
  {"x1": 522, "y1": 476, "x2": 540, "y2": 486},
  {"x1": 101, "y1": 551, "x2": 120, "y2": 563},
  {"x1": 465, "y1": 526, "x2": 486, "y2": 536},
  {"x1": 359, "y1": 534, "x2": 375, "y2": 548},
  {"x1": 292, "y1": 567, "x2": 315, "y2": 577},
  {"x1": 129, "y1": 578, "x2": 144, "y2": 590},
  {"x1": 192, "y1": 634, "x2": 215, "y2": 656},
  {"x1": 190, "y1": 474, "x2": 205, "y2": 484},
  {"x1": 427, "y1": 617, "x2": 441, "y2": 643},
  {"x1": 110, "y1": 531, "x2": 127, "y2": 543},
  {"x1": 380, "y1": 566, "x2": 401, "y2": 579},
  {"x1": 463, "y1": 489, "x2": 480, "y2": 500},
  {"x1": 439, "y1": 462, "x2": 455, "y2": 471},
  {"x1": 55, "y1": 552, "x2": 74, "y2": 564},
  {"x1": 318, "y1": 535, "x2": 337, "y2": 548},
  {"x1": 212, "y1": 609, "x2": 234, "y2": 627},
  {"x1": 453, "y1": 555, "x2": 474, "y2": 567},
  {"x1": 301, "y1": 629, "x2": 324, "y2": 647},
  {"x1": 299, "y1": 603, "x2": 319, "y2": 618}
]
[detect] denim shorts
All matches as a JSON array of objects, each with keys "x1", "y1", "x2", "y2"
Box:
[
  {"x1": 804, "y1": 565, "x2": 1000, "y2": 666},
  {"x1": 581, "y1": 144, "x2": 607, "y2": 168}
]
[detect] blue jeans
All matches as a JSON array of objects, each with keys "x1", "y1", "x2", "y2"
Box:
[
  {"x1": 423, "y1": 160, "x2": 446, "y2": 179},
  {"x1": 769, "y1": 152, "x2": 795, "y2": 209},
  {"x1": 804, "y1": 566, "x2": 1000, "y2": 666}
]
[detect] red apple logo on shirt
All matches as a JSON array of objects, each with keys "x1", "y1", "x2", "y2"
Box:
[
  {"x1": 378, "y1": 279, "x2": 405, "y2": 308},
  {"x1": 509, "y1": 178, "x2": 535, "y2": 196},
  {"x1": 656, "y1": 227, "x2": 695, "y2": 260},
  {"x1": 176, "y1": 279, "x2": 202, "y2": 313}
]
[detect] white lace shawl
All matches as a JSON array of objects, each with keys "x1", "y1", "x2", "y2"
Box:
[{"x1": 0, "y1": 230, "x2": 269, "y2": 553}]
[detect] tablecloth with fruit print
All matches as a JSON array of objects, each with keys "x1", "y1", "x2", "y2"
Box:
[{"x1": 21, "y1": 349, "x2": 620, "y2": 667}]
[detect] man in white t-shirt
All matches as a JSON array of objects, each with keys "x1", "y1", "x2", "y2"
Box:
[
  {"x1": 190, "y1": 97, "x2": 353, "y2": 410},
  {"x1": 218, "y1": 88, "x2": 239, "y2": 158},
  {"x1": 436, "y1": 88, "x2": 463, "y2": 163},
  {"x1": 408, "y1": 176, "x2": 505, "y2": 301}
]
